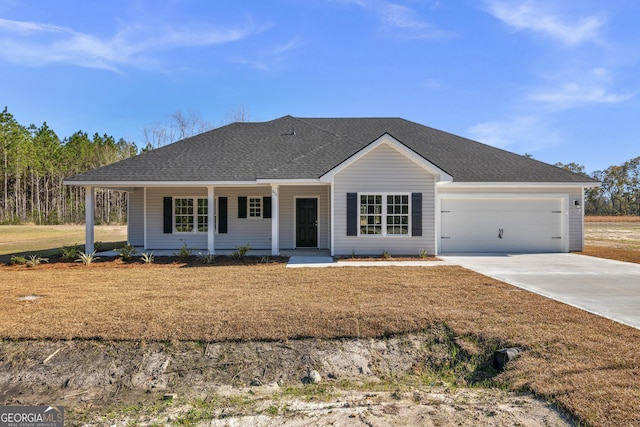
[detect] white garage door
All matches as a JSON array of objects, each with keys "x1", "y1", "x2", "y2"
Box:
[{"x1": 440, "y1": 198, "x2": 564, "y2": 253}]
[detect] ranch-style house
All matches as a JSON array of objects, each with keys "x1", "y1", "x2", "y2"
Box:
[{"x1": 65, "y1": 115, "x2": 599, "y2": 256}]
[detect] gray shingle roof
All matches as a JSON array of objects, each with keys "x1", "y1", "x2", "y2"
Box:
[{"x1": 65, "y1": 115, "x2": 597, "y2": 184}]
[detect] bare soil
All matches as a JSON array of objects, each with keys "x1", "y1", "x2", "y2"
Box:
[{"x1": 0, "y1": 328, "x2": 574, "y2": 426}]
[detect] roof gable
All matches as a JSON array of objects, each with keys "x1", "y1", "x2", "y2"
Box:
[{"x1": 320, "y1": 133, "x2": 452, "y2": 183}]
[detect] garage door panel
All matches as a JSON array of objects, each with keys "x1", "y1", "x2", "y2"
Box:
[{"x1": 441, "y1": 198, "x2": 563, "y2": 253}]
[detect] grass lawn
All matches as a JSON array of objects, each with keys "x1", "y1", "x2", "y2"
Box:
[
  {"x1": 0, "y1": 224, "x2": 127, "y2": 262},
  {"x1": 1, "y1": 262, "x2": 639, "y2": 426},
  {"x1": 582, "y1": 218, "x2": 640, "y2": 263}
]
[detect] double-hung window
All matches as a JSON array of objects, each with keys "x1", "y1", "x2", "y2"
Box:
[
  {"x1": 359, "y1": 193, "x2": 409, "y2": 236},
  {"x1": 175, "y1": 197, "x2": 208, "y2": 233}
]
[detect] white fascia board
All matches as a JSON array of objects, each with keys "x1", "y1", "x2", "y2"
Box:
[
  {"x1": 320, "y1": 133, "x2": 453, "y2": 183},
  {"x1": 438, "y1": 181, "x2": 601, "y2": 189},
  {"x1": 255, "y1": 178, "x2": 325, "y2": 185},
  {"x1": 63, "y1": 180, "x2": 260, "y2": 188},
  {"x1": 439, "y1": 192, "x2": 569, "y2": 200}
]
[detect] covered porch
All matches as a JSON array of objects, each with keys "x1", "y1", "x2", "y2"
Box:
[{"x1": 82, "y1": 183, "x2": 332, "y2": 256}]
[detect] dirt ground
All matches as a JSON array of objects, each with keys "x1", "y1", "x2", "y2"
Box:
[{"x1": 0, "y1": 330, "x2": 574, "y2": 426}]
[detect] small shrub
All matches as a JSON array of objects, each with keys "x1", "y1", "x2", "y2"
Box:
[
  {"x1": 94, "y1": 241, "x2": 103, "y2": 252},
  {"x1": 141, "y1": 252, "x2": 154, "y2": 264},
  {"x1": 382, "y1": 250, "x2": 392, "y2": 259},
  {"x1": 175, "y1": 243, "x2": 193, "y2": 260},
  {"x1": 419, "y1": 248, "x2": 429, "y2": 259},
  {"x1": 60, "y1": 243, "x2": 80, "y2": 261},
  {"x1": 26, "y1": 254, "x2": 49, "y2": 267},
  {"x1": 198, "y1": 252, "x2": 215, "y2": 265},
  {"x1": 116, "y1": 243, "x2": 137, "y2": 261},
  {"x1": 10, "y1": 255, "x2": 27, "y2": 265},
  {"x1": 76, "y1": 251, "x2": 99, "y2": 265},
  {"x1": 231, "y1": 244, "x2": 250, "y2": 260}
]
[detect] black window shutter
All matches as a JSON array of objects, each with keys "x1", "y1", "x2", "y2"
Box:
[
  {"x1": 346, "y1": 193, "x2": 357, "y2": 236},
  {"x1": 411, "y1": 192, "x2": 422, "y2": 237},
  {"x1": 163, "y1": 197, "x2": 173, "y2": 234},
  {"x1": 263, "y1": 196, "x2": 272, "y2": 219},
  {"x1": 219, "y1": 197, "x2": 228, "y2": 233},
  {"x1": 238, "y1": 196, "x2": 247, "y2": 218}
]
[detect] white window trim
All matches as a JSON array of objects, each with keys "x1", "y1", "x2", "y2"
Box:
[
  {"x1": 174, "y1": 196, "x2": 211, "y2": 234},
  {"x1": 357, "y1": 192, "x2": 412, "y2": 237}
]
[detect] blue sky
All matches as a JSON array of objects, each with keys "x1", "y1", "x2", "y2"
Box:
[{"x1": 1, "y1": 0, "x2": 638, "y2": 173}]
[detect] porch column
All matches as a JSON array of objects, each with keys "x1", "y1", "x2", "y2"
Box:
[
  {"x1": 271, "y1": 184, "x2": 280, "y2": 255},
  {"x1": 84, "y1": 186, "x2": 95, "y2": 254},
  {"x1": 208, "y1": 186, "x2": 215, "y2": 254}
]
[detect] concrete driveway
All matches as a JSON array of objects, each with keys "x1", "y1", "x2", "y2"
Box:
[{"x1": 440, "y1": 253, "x2": 640, "y2": 330}]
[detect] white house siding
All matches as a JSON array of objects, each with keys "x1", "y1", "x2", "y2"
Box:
[
  {"x1": 568, "y1": 189, "x2": 584, "y2": 252},
  {"x1": 127, "y1": 188, "x2": 144, "y2": 246},
  {"x1": 278, "y1": 185, "x2": 331, "y2": 249},
  {"x1": 144, "y1": 186, "x2": 273, "y2": 250},
  {"x1": 333, "y1": 143, "x2": 436, "y2": 256},
  {"x1": 213, "y1": 187, "x2": 272, "y2": 250},
  {"x1": 438, "y1": 186, "x2": 586, "y2": 253},
  {"x1": 146, "y1": 187, "x2": 208, "y2": 250}
]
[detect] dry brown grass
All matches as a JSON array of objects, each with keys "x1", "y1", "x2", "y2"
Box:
[
  {"x1": 585, "y1": 215, "x2": 640, "y2": 222},
  {"x1": 1, "y1": 263, "x2": 639, "y2": 426},
  {"x1": 580, "y1": 245, "x2": 640, "y2": 264}
]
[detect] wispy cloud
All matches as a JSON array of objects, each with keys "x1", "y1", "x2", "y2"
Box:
[
  {"x1": 468, "y1": 116, "x2": 560, "y2": 153},
  {"x1": 528, "y1": 67, "x2": 635, "y2": 110},
  {"x1": 233, "y1": 38, "x2": 304, "y2": 72},
  {"x1": 346, "y1": 0, "x2": 452, "y2": 40},
  {"x1": 484, "y1": 0, "x2": 604, "y2": 46},
  {"x1": 0, "y1": 17, "x2": 262, "y2": 72}
]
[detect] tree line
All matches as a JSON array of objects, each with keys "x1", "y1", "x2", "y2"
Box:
[
  {"x1": 0, "y1": 107, "x2": 137, "y2": 224},
  {"x1": 0, "y1": 105, "x2": 637, "y2": 224},
  {"x1": 555, "y1": 158, "x2": 640, "y2": 216}
]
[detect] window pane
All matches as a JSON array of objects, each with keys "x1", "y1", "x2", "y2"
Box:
[
  {"x1": 359, "y1": 194, "x2": 382, "y2": 236},
  {"x1": 249, "y1": 197, "x2": 261, "y2": 217},
  {"x1": 175, "y1": 198, "x2": 194, "y2": 232},
  {"x1": 386, "y1": 194, "x2": 409, "y2": 235},
  {"x1": 197, "y1": 198, "x2": 208, "y2": 232}
]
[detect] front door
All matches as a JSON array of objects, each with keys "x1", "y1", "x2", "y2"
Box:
[{"x1": 296, "y1": 198, "x2": 318, "y2": 247}]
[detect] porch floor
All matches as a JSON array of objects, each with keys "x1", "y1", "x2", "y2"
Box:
[{"x1": 95, "y1": 247, "x2": 331, "y2": 258}]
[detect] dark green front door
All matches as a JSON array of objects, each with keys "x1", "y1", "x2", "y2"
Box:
[{"x1": 296, "y1": 198, "x2": 318, "y2": 247}]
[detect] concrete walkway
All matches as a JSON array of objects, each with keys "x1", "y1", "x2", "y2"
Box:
[
  {"x1": 286, "y1": 256, "x2": 449, "y2": 268},
  {"x1": 440, "y1": 253, "x2": 640, "y2": 330}
]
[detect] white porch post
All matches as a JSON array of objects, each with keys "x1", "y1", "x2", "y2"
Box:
[
  {"x1": 84, "y1": 186, "x2": 95, "y2": 254},
  {"x1": 271, "y1": 184, "x2": 280, "y2": 255},
  {"x1": 208, "y1": 186, "x2": 215, "y2": 254}
]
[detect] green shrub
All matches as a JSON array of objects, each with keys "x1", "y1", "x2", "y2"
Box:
[
  {"x1": 60, "y1": 243, "x2": 80, "y2": 261},
  {"x1": 382, "y1": 250, "x2": 392, "y2": 259},
  {"x1": 419, "y1": 248, "x2": 429, "y2": 259},
  {"x1": 10, "y1": 255, "x2": 27, "y2": 265},
  {"x1": 231, "y1": 244, "x2": 250, "y2": 260},
  {"x1": 175, "y1": 243, "x2": 193, "y2": 260},
  {"x1": 116, "y1": 243, "x2": 137, "y2": 261}
]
